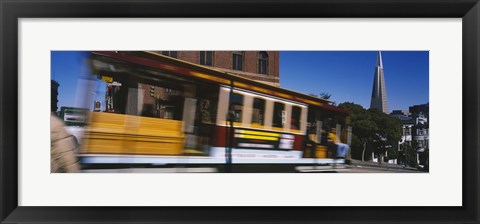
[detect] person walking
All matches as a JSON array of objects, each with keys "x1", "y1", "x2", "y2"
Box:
[
  {"x1": 328, "y1": 128, "x2": 350, "y2": 159},
  {"x1": 51, "y1": 114, "x2": 80, "y2": 173}
]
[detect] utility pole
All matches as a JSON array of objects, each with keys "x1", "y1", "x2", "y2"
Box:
[
  {"x1": 347, "y1": 126, "x2": 352, "y2": 161},
  {"x1": 225, "y1": 80, "x2": 234, "y2": 173},
  {"x1": 405, "y1": 144, "x2": 408, "y2": 167}
]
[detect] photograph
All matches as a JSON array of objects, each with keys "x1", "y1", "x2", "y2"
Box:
[
  {"x1": 2, "y1": 0, "x2": 478, "y2": 222},
  {"x1": 51, "y1": 50, "x2": 429, "y2": 173}
]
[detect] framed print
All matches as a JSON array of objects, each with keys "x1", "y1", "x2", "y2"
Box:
[{"x1": 1, "y1": 0, "x2": 479, "y2": 223}]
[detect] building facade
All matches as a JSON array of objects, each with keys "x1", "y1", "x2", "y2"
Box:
[
  {"x1": 390, "y1": 104, "x2": 429, "y2": 168},
  {"x1": 409, "y1": 103, "x2": 429, "y2": 119},
  {"x1": 153, "y1": 51, "x2": 280, "y2": 86},
  {"x1": 411, "y1": 112, "x2": 429, "y2": 152},
  {"x1": 51, "y1": 80, "x2": 59, "y2": 113}
]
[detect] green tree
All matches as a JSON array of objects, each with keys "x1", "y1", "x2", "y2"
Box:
[
  {"x1": 368, "y1": 108, "x2": 403, "y2": 163},
  {"x1": 338, "y1": 102, "x2": 377, "y2": 161},
  {"x1": 387, "y1": 145, "x2": 399, "y2": 160},
  {"x1": 319, "y1": 92, "x2": 331, "y2": 100},
  {"x1": 309, "y1": 92, "x2": 335, "y2": 105},
  {"x1": 405, "y1": 142, "x2": 419, "y2": 167},
  {"x1": 339, "y1": 103, "x2": 403, "y2": 163}
]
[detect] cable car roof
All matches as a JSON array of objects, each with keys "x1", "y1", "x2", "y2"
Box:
[{"x1": 91, "y1": 51, "x2": 348, "y2": 115}]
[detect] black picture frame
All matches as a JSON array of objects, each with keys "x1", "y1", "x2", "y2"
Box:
[{"x1": 1, "y1": 0, "x2": 479, "y2": 223}]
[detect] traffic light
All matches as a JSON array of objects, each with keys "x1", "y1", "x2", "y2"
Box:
[{"x1": 150, "y1": 86, "x2": 155, "y2": 97}]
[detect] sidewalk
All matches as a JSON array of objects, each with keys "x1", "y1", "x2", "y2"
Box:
[{"x1": 349, "y1": 159, "x2": 420, "y2": 171}]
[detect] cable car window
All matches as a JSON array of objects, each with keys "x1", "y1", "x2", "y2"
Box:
[
  {"x1": 272, "y1": 102, "x2": 285, "y2": 128},
  {"x1": 291, "y1": 106, "x2": 301, "y2": 130},
  {"x1": 252, "y1": 98, "x2": 265, "y2": 125},
  {"x1": 321, "y1": 117, "x2": 334, "y2": 144},
  {"x1": 230, "y1": 93, "x2": 244, "y2": 122}
]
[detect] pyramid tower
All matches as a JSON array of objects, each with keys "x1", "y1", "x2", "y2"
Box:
[{"x1": 370, "y1": 51, "x2": 389, "y2": 113}]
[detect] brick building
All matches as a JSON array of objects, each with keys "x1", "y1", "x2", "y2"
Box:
[{"x1": 153, "y1": 51, "x2": 280, "y2": 86}]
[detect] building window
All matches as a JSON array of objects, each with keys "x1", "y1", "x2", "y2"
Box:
[
  {"x1": 230, "y1": 93, "x2": 244, "y2": 122},
  {"x1": 164, "y1": 106, "x2": 174, "y2": 119},
  {"x1": 161, "y1": 51, "x2": 178, "y2": 58},
  {"x1": 291, "y1": 106, "x2": 301, "y2": 130},
  {"x1": 232, "y1": 51, "x2": 244, "y2": 71},
  {"x1": 258, "y1": 51, "x2": 268, "y2": 75},
  {"x1": 272, "y1": 102, "x2": 285, "y2": 128},
  {"x1": 252, "y1": 98, "x2": 265, "y2": 125},
  {"x1": 200, "y1": 51, "x2": 213, "y2": 66}
]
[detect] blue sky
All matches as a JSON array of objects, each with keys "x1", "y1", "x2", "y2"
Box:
[
  {"x1": 52, "y1": 51, "x2": 428, "y2": 112},
  {"x1": 280, "y1": 51, "x2": 429, "y2": 111},
  {"x1": 52, "y1": 51, "x2": 90, "y2": 110}
]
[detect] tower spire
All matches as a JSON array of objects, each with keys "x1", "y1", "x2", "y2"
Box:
[
  {"x1": 370, "y1": 51, "x2": 389, "y2": 113},
  {"x1": 376, "y1": 51, "x2": 383, "y2": 68}
]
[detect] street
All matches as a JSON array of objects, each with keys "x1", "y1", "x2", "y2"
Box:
[
  {"x1": 341, "y1": 164, "x2": 420, "y2": 173},
  {"x1": 81, "y1": 163, "x2": 422, "y2": 173}
]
